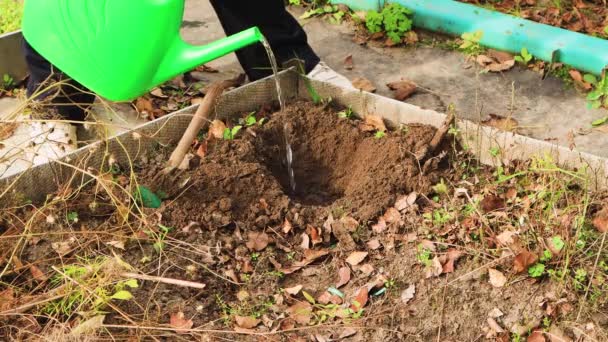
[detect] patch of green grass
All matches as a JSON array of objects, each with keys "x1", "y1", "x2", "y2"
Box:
[{"x1": 0, "y1": 0, "x2": 22, "y2": 34}]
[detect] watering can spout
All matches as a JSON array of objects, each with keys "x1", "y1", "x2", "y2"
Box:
[{"x1": 152, "y1": 27, "x2": 264, "y2": 86}]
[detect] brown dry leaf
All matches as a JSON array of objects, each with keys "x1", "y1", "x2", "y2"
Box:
[
  {"x1": 106, "y1": 240, "x2": 125, "y2": 250},
  {"x1": 150, "y1": 88, "x2": 168, "y2": 98},
  {"x1": 371, "y1": 219, "x2": 387, "y2": 234},
  {"x1": 488, "y1": 268, "x2": 507, "y2": 288},
  {"x1": 382, "y1": 207, "x2": 402, "y2": 224},
  {"x1": 283, "y1": 219, "x2": 293, "y2": 234},
  {"x1": 336, "y1": 267, "x2": 351, "y2": 288},
  {"x1": 441, "y1": 249, "x2": 463, "y2": 273},
  {"x1": 225, "y1": 269, "x2": 240, "y2": 283},
  {"x1": 351, "y1": 77, "x2": 376, "y2": 92},
  {"x1": 506, "y1": 187, "x2": 518, "y2": 200},
  {"x1": 481, "y1": 194, "x2": 506, "y2": 213},
  {"x1": 135, "y1": 97, "x2": 154, "y2": 114},
  {"x1": 487, "y1": 59, "x2": 515, "y2": 72},
  {"x1": 487, "y1": 49, "x2": 514, "y2": 63},
  {"x1": 30, "y1": 265, "x2": 47, "y2": 282},
  {"x1": 169, "y1": 312, "x2": 193, "y2": 334},
  {"x1": 0, "y1": 288, "x2": 15, "y2": 311},
  {"x1": 209, "y1": 120, "x2": 227, "y2": 139},
  {"x1": 487, "y1": 317, "x2": 505, "y2": 333},
  {"x1": 51, "y1": 237, "x2": 76, "y2": 256},
  {"x1": 528, "y1": 330, "x2": 546, "y2": 342},
  {"x1": 242, "y1": 259, "x2": 254, "y2": 273},
  {"x1": 286, "y1": 302, "x2": 313, "y2": 325},
  {"x1": 425, "y1": 256, "x2": 443, "y2": 278},
  {"x1": 71, "y1": 315, "x2": 105, "y2": 336},
  {"x1": 404, "y1": 31, "x2": 419, "y2": 44},
  {"x1": 386, "y1": 80, "x2": 417, "y2": 101},
  {"x1": 395, "y1": 192, "x2": 417, "y2": 211},
  {"x1": 350, "y1": 287, "x2": 369, "y2": 312},
  {"x1": 366, "y1": 239, "x2": 381, "y2": 250},
  {"x1": 284, "y1": 285, "x2": 303, "y2": 295},
  {"x1": 344, "y1": 55, "x2": 354, "y2": 70},
  {"x1": 0, "y1": 123, "x2": 17, "y2": 141},
  {"x1": 235, "y1": 315, "x2": 261, "y2": 329},
  {"x1": 300, "y1": 233, "x2": 310, "y2": 250},
  {"x1": 360, "y1": 114, "x2": 387, "y2": 132},
  {"x1": 358, "y1": 263, "x2": 374, "y2": 276},
  {"x1": 513, "y1": 251, "x2": 538, "y2": 273},
  {"x1": 307, "y1": 225, "x2": 322, "y2": 245},
  {"x1": 346, "y1": 251, "x2": 368, "y2": 266},
  {"x1": 476, "y1": 54, "x2": 495, "y2": 66},
  {"x1": 246, "y1": 232, "x2": 269, "y2": 251},
  {"x1": 280, "y1": 249, "x2": 329, "y2": 274},
  {"x1": 339, "y1": 328, "x2": 358, "y2": 339},
  {"x1": 496, "y1": 230, "x2": 517, "y2": 246},
  {"x1": 592, "y1": 208, "x2": 608, "y2": 233},
  {"x1": 481, "y1": 114, "x2": 519, "y2": 132},
  {"x1": 400, "y1": 284, "x2": 416, "y2": 304},
  {"x1": 196, "y1": 141, "x2": 208, "y2": 158},
  {"x1": 569, "y1": 70, "x2": 592, "y2": 90}
]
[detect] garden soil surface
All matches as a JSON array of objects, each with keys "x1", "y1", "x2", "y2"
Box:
[{"x1": 0, "y1": 101, "x2": 605, "y2": 341}]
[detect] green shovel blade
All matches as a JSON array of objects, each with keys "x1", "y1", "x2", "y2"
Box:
[{"x1": 22, "y1": 0, "x2": 263, "y2": 102}]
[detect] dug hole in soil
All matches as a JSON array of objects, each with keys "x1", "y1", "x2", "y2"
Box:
[{"x1": 1, "y1": 100, "x2": 605, "y2": 341}]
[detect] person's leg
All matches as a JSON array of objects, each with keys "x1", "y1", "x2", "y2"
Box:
[
  {"x1": 209, "y1": 0, "x2": 320, "y2": 81},
  {"x1": 22, "y1": 39, "x2": 95, "y2": 122}
]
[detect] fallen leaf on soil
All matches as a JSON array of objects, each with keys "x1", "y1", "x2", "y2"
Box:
[
  {"x1": 286, "y1": 302, "x2": 313, "y2": 325},
  {"x1": 528, "y1": 330, "x2": 546, "y2": 342},
  {"x1": 196, "y1": 141, "x2": 208, "y2": 158},
  {"x1": 71, "y1": 315, "x2": 106, "y2": 336},
  {"x1": 487, "y1": 317, "x2": 505, "y2": 333},
  {"x1": 489, "y1": 268, "x2": 507, "y2": 288},
  {"x1": 339, "y1": 328, "x2": 358, "y2": 339},
  {"x1": 366, "y1": 239, "x2": 381, "y2": 250},
  {"x1": 237, "y1": 290, "x2": 250, "y2": 301},
  {"x1": 506, "y1": 187, "x2": 518, "y2": 200},
  {"x1": 382, "y1": 207, "x2": 401, "y2": 224},
  {"x1": 351, "y1": 77, "x2": 376, "y2": 92},
  {"x1": 360, "y1": 114, "x2": 387, "y2": 132},
  {"x1": 106, "y1": 240, "x2": 125, "y2": 250},
  {"x1": 420, "y1": 239, "x2": 437, "y2": 252},
  {"x1": 569, "y1": 70, "x2": 592, "y2": 90},
  {"x1": 225, "y1": 269, "x2": 240, "y2": 283},
  {"x1": 346, "y1": 251, "x2": 368, "y2": 266},
  {"x1": 487, "y1": 49, "x2": 514, "y2": 63},
  {"x1": 283, "y1": 219, "x2": 293, "y2": 234},
  {"x1": 548, "y1": 326, "x2": 571, "y2": 342},
  {"x1": 344, "y1": 55, "x2": 354, "y2": 70},
  {"x1": 481, "y1": 114, "x2": 519, "y2": 132},
  {"x1": 307, "y1": 225, "x2": 322, "y2": 245},
  {"x1": 513, "y1": 251, "x2": 538, "y2": 273},
  {"x1": 358, "y1": 263, "x2": 375, "y2": 276},
  {"x1": 425, "y1": 256, "x2": 443, "y2": 278},
  {"x1": 592, "y1": 208, "x2": 608, "y2": 233},
  {"x1": 481, "y1": 194, "x2": 506, "y2": 213},
  {"x1": 0, "y1": 123, "x2": 17, "y2": 141},
  {"x1": 135, "y1": 97, "x2": 153, "y2": 114},
  {"x1": 336, "y1": 267, "x2": 351, "y2": 288},
  {"x1": 441, "y1": 249, "x2": 463, "y2": 273},
  {"x1": 386, "y1": 80, "x2": 417, "y2": 101},
  {"x1": 235, "y1": 315, "x2": 261, "y2": 329},
  {"x1": 209, "y1": 120, "x2": 227, "y2": 139},
  {"x1": 400, "y1": 284, "x2": 416, "y2": 304},
  {"x1": 395, "y1": 192, "x2": 417, "y2": 211},
  {"x1": 169, "y1": 312, "x2": 193, "y2": 334},
  {"x1": 487, "y1": 59, "x2": 515, "y2": 72},
  {"x1": 317, "y1": 291, "x2": 332, "y2": 304},
  {"x1": 0, "y1": 288, "x2": 14, "y2": 311},
  {"x1": 488, "y1": 307, "x2": 504, "y2": 318},
  {"x1": 30, "y1": 265, "x2": 47, "y2": 282},
  {"x1": 150, "y1": 88, "x2": 168, "y2": 98},
  {"x1": 284, "y1": 285, "x2": 303, "y2": 295},
  {"x1": 496, "y1": 230, "x2": 517, "y2": 246},
  {"x1": 280, "y1": 249, "x2": 329, "y2": 274},
  {"x1": 300, "y1": 233, "x2": 310, "y2": 250},
  {"x1": 350, "y1": 287, "x2": 369, "y2": 312},
  {"x1": 371, "y1": 219, "x2": 387, "y2": 234},
  {"x1": 246, "y1": 232, "x2": 269, "y2": 251},
  {"x1": 51, "y1": 237, "x2": 76, "y2": 256}
]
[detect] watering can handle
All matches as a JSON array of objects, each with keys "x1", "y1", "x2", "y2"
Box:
[{"x1": 153, "y1": 27, "x2": 264, "y2": 85}]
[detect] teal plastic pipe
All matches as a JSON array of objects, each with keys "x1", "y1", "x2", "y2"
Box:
[{"x1": 331, "y1": 0, "x2": 608, "y2": 75}]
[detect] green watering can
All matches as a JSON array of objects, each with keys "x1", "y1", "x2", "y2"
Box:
[{"x1": 21, "y1": 0, "x2": 264, "y2": 102}]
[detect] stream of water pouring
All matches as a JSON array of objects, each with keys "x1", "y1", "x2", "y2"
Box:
[{"x1": 261, "y1": 37, "x2": 296, "y2": 193}]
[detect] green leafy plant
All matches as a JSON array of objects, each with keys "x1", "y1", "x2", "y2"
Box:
[
  {"x1": 241, "y1": 112, "x2": 265, "y2": 127},
  {"x1": 223, "y1": 125, "x2": 243, "y2": 140},
  {"x1": 459, "y1": 31, "x2": 484, "y2": 56},
  {"x1": 2, "y1": 74, "x2": 14, "y2": 89},
  {"x1": 365, "y1": 3, "x2": 413, "y2": 44},
  {"x1": 288, "y1": 0, "x2": 301, "y2": 5},
  {"x1": 338, "y1": 107, "x2": 354, "y2": 119},
  {"x1": 67, "y1": 211, "x2": 79, "y2": 223},
  {"x1": 585, "y1": 72, "x2": 608, "y2": 110},
  {"x1": 514, "y1": 47, "x2": 533, "y2": 65},
  {"x1": 528, "y1": 263, "x2": 545, "y2": 278},
  {"x1": 416, "y1": 244, "x2": 433, "y2": 267},
  {"x1": 0, "y1": 0, "x2": 22, "y2": 34},
  {"x1": 300, "y1": 4, "x2": 339, "y2": 19}
]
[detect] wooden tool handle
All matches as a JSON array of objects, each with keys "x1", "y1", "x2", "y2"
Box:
[{"x1": 167, "y1": 74, "x2": 245, "y2": 169}]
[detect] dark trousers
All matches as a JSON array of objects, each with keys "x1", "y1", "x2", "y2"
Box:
[{"x1": 24, "y1": 0, "x2": 319, "y2": 121}]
